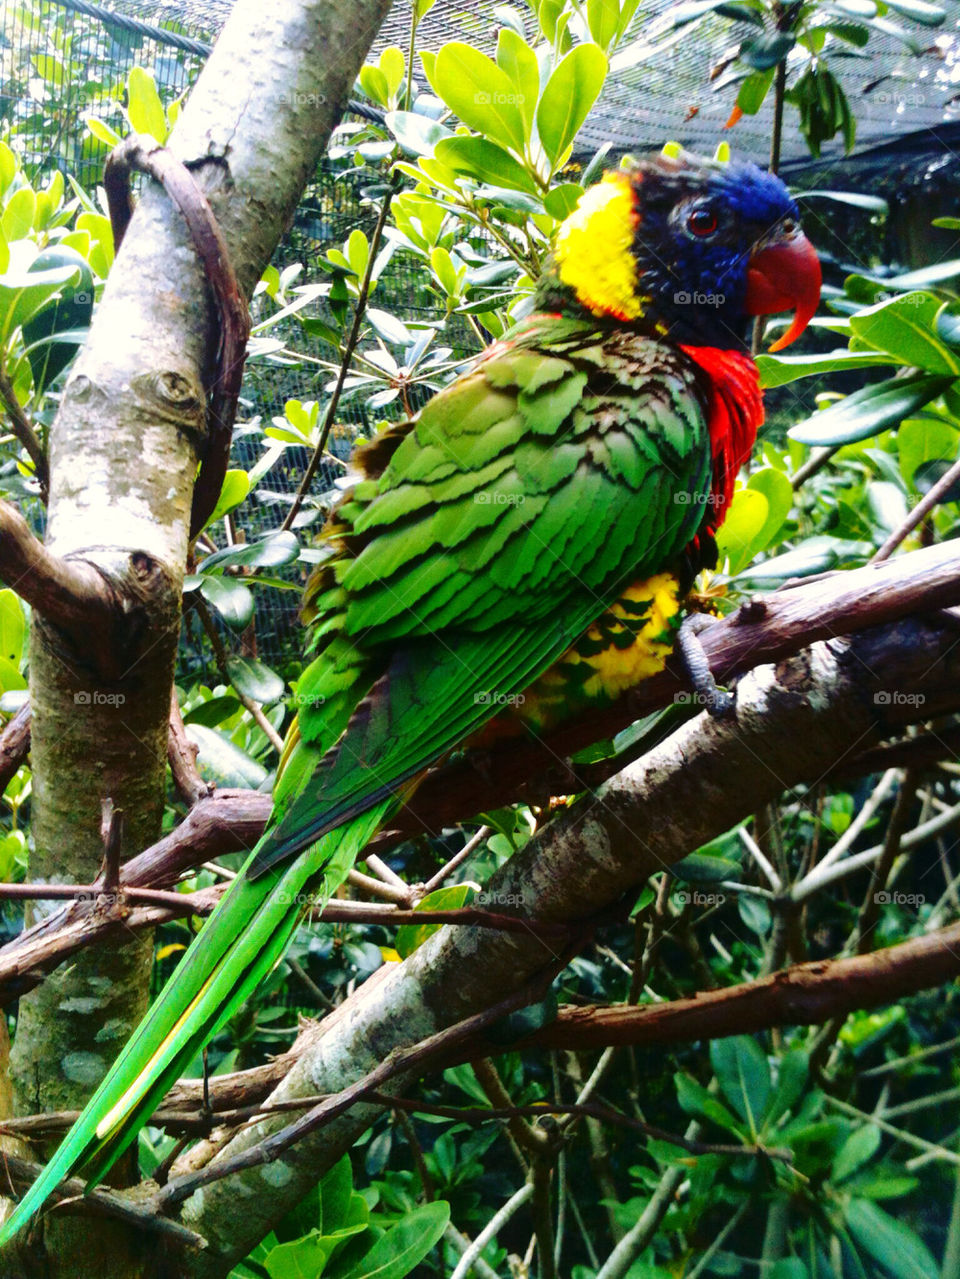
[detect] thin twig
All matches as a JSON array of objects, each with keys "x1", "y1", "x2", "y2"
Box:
[
  {"x1": 871, "y1": 452, "x2": 960, "y2": 563},
  {"x1": 282, "y1": 183, "x2": 397, "y2": 531},
  {"x1": 0, "y1": 365, "x2": 48, "y2": 497}
]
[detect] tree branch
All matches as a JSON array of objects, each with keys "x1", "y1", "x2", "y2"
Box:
[
  {"x1": 0, "y1": 703, "x2": 30, "y2": 795},
  {"x1": 0, "y1": 501, "x2": 114, "y2": 636}
]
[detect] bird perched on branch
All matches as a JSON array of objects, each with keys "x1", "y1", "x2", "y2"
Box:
[{"x1": 0, "y1": 148, "x2": 820, "y2": 1238}]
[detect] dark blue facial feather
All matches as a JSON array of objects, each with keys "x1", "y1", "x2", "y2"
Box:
[{"x1": 628, "y1": 159, "x2": 801, "y2": 349}]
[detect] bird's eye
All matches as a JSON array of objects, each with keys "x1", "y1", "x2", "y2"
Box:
[
  {"x1": 781, "y1": 216, "x2": 798, "y2": 236},
  {"x1": 687, "y1": 206, "x2": 718, "y2": 237}
]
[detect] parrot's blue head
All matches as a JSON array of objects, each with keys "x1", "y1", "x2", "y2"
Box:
[{"x1": 541, "y1": 149, "x2": 820, "y2": 351}]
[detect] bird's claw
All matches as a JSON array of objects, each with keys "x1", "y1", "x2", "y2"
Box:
[{"x1": 676, "y1": 612, "x2": 736, "y2": 720}]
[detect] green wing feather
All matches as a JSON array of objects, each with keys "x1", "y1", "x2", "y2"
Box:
[{"x1": 0, "y1": 314, "x2": 711, "y2": 1243}]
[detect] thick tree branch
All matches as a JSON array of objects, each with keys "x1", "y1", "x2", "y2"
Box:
[
  {"x1": 0, "y1": 704, "x2": 30, "y2": 795},
  {"x1": 0, "y1": 501, "x2": 114, "y2": 638}
]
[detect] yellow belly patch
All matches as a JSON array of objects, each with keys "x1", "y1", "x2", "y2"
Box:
[{"x1": 517, "y1": 572, "x2": 683, "y2": 732}]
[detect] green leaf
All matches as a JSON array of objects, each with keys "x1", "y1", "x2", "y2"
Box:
[
  {"x1": 0, "y1": 657, "x2": 25, "y2": 694},
  {"x1": 0, "y1": 829, "x2": 25, "y2": 882},
  {"x1": 186, "y1": 723, "x2": 269, "y2": 789},
  {"x1": 0, "y1": 144, "x2": 17, "y2": 198},
  {"x1": 182, "y1": 694, "x2": 242, "y2": 727},
  {"x1": 544, "y1": 183, "x2": 583, "y2": 221},
  {"x1": 0, "y1": 255, "x2": 81, "y2": 347},
  {"x1": 675, "y1": 1073, "x2": 744, "y2": 1135},
  {"x1": 883, "y1": 0, "x2": 945, "y2": 24},
  {"x1": 384, "y1": 110, "x2": 451, "y2": 157},
  {"x1": 715, "y1": 486, "x2": 769, "y2": 574},
  {"x1": 757, "y1": 349, "x2": 894, "y2": 388},
  {"x1": 200, "y1": 531, "x2": 300, "y2": 573},
  {"x1": 747, "y1": 467, "x2": 793, "y2": 552},
  {"x1": 2, "y1": 187, "x2": 36, "y2": 241},
  {"x1": 850, "y1": 293, "x2": 960, "y2": 374},
  {"x1": 765, "y1": 1049, "x2": 810, "y2": 1128},
  {"x1": 343, "y1": 1200, "x2": 450, "y2": 1279},
  {"x1": 711, "y1": 1036, "x2": 771, "y2": 1131},
  {"x1": 395, "y1": 883, "x2": 475, "y2": 958},
  {"x1": 366, "y1": 308, "x2": 411, "y2": 346},
  {"x1": 789, "y1": 373, "x2": 954, "y2": 446},
  {"x1": 225, "y1": 657, "x2": 284, "y2": 704},
  {"x1": 126, "y1": 67, "x2": 167, "y2": 142},
  {"x1": 496, "y1": 28, "x2": 539, "y2": 136},
  {"x1": 587, "y1": 0, "x2": 621, "y2": 47},
  {"x1": 432, "y1": 43, "x2": 526, "y2": 153},
  {"x1": 898, "y1": 416, "x2": 959, "y2": 485},
  {"x1": 933, "y1": 216, "x2": 960, "y2": 230},
  {"x1": 434, "y1": 136, "x2": 536, "y2": 192},
  {"x1": 833, "y1": 1124, "x2": 881, "y2": 1182},
  {"x1": 536, "y1": 44, "x2": 608, "y2": 169},
  {"x1": 844, "y1": 1199, "x2": 938, "y2": 1279},
  {"x1": 769, "y1": 1263, "x2": 808, "y2": 1279},
  {"x1": 200, "y1": 577, "x2": 255, "y2": 631},
  {"x1": 737, "y1": 68, "x2": 775, "y2": 115},
  {"x1": 0, "y1": 589, "x2": 26, "y2": 665},
  {"x1": 21, "y1": 245, "x2": 94, "y2": 395},
  {"x1": 672, "y1": 852, "x2": 739, "y2": 882},
  {"x1": 359, "y1": 65, "x2": 390, "y2": 107},
  {"x1": 204, "y1": 470, "x2": 252, "y2": 530},
  {"x1": 742, "y1": 30, "x2": 795, "y2": 69},
  {"x1": 379, "y1": 46, "x2": 406, "y2": 100}
]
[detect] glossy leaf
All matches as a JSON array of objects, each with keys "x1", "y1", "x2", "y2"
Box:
[
  {"x1": 200, "y1": 531, "x2": 300, "y2": 573},
  {"x1": 849, "y1": 293, "x2": 960, "y2": 374},
  {"x1": 711, "y1": 1036, "x2": 771, "y2": 1130},
  {"x1": 675, "y1": 1072, "x2": 743, "y2": 1135},
  {"x1": 432, "y1": 43, "x2": 526, "y2": 153},
  {"x1": 126, "y1": 67, "x2": 167, "y2": 143},
  {"x1": 225, "y1": 656, "x2": 284, "y2": 705},
  {"x1": 435, "y1": 136, "x2": 536, "y2": 192},
  {"x1": 384, "y1": 110, "x2": 451, "y2": 157},
  {"x1": 789, "y1": 373, "x2": 954, "y2": 446},
  {"x1": 200, "y1": 577, "x2": 255, "y2": 631},
  {"x1": 757, "y1": 349, "x2": 893, "y2": 388},
  {"x1": 342, "y1": 1200, "x2": 450, "y2": 1279},
  {"x1": 496, "y1": 27, "x2": 539, "y2": 136},
  {"x1": 536, "y1": 44, "x2": 608, "y2": 169},
  {"x1": 0, "y1": 589, "x2": 26, "y2": 666}
]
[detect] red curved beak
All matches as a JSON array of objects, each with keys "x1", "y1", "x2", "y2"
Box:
[{"x1": 745, "y1": 232, "x2": 821, "y2": 352}]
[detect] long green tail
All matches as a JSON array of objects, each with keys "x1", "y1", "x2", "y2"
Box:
[{"x1": 0, "y1": 800, "x2": 392, "y2": 1242}]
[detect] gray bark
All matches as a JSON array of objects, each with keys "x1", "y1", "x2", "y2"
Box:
[{"x1": 0, "y1": 1, "x2": 393, "y2": 1275}]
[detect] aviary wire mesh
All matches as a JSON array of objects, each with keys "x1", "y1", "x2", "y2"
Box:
[{"x1": 1, "y1": 0, "x2": 958, "y2": 672}]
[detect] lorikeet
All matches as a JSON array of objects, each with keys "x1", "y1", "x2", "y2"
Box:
[{"x1": 0, "y1": 149, "x2": 820, "y2": 1238}]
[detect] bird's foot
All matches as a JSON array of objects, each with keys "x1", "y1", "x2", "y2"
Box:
[{"x1": 676, "y1": 613, "x2": 735, "y2": 718}]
